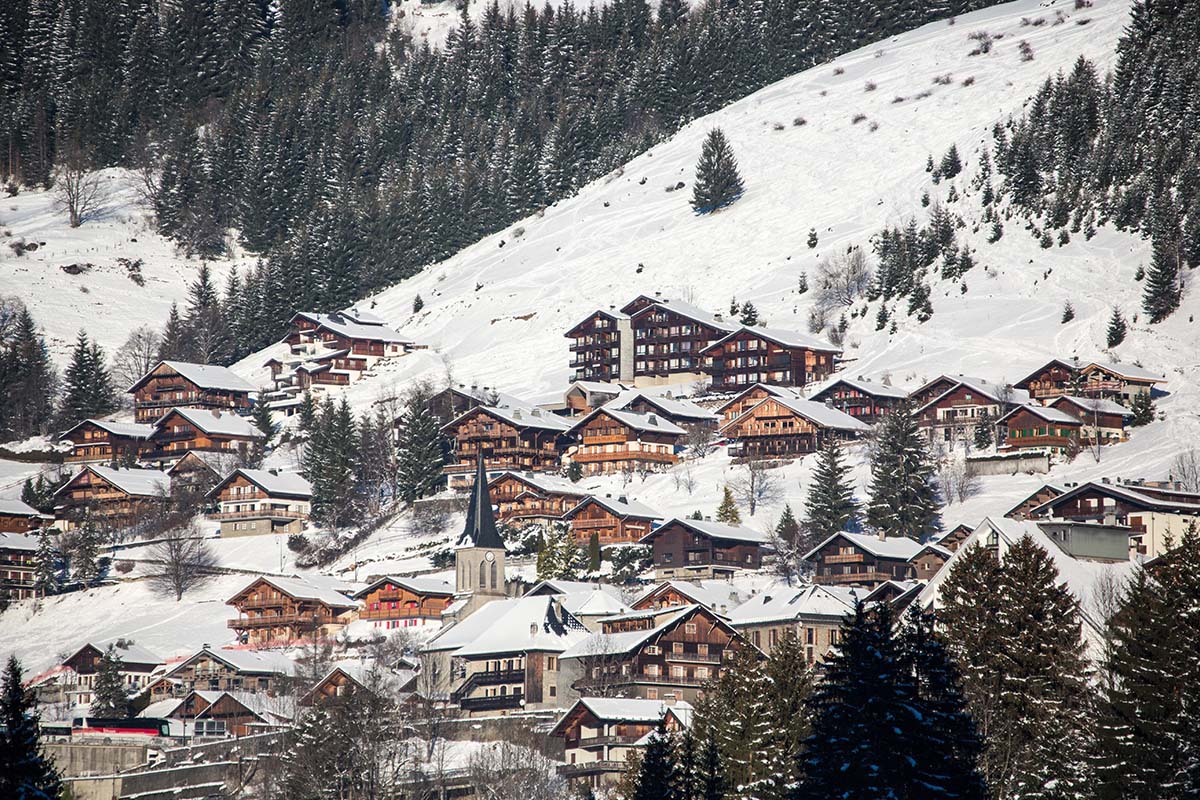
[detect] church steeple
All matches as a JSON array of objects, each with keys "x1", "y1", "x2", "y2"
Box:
[
  {"x1": 453, "y1": 453, "x2": 507, "y2": 606},
  {"x1": 459, "y1": 451, "x2": 504, "y2": 549}
]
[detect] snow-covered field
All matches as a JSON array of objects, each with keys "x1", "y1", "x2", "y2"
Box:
[{"x1": 3, "y1": 0, "x2": 1198, "y2": 675}]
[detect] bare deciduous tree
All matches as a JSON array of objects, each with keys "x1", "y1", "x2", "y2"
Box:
[
  {"x1": 467, "y1": 737, "x2": 569, "y2": 800},
  {"x1": 112, "y1": 326, "x2": 162, "y2": 391},
  {"x1": 686, "y1": 425, "x2": 717, "y2": 459},
  {"x1": 52, "y1": 141, "x2": 107, "y2": 228},
  {"x1": 730, "y1": 458, "x2": 784, "y2": 516},
  {"x1": 148, "y1": 526, "x2": 219, "y2": 600},
  {"x1": 1170, "y1": 448, "x2": 1200, "y2": 492},
  {"x1": 671, "y1": 462, "x2": 698, "y2": 495},
  {"x1": 816, "y1": 246, "x2": 872, "y2": 310}
]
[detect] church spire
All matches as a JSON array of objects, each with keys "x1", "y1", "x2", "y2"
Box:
[{"x1": 460, "y1": 451, "x2": 504, "y2": 550}]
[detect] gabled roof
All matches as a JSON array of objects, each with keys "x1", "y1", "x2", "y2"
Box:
[
  {"x1": 443, "y1": 404, "x2": 572, "y2": 434},
  {"x1": 809, "y1": 376, "x2": 909, "y2": 401},
  {"x1": 450, "y1": 596, "x2": 589, "y2": 657},
  {"x1": 523, "y1": 579, "x2": 624, "y2": 598},
  {"x1": 291, "y1": 311, "x2": 412, "y2": 344},
  {"x1": 550, "y1": 697, "x2": 694, "y2": 737},
  {"x1": 1013, "y1": 358, "x2": 1084, "y2": 388},
  {"x1": 67, "y1": 640, "x2": 163, "y2": 667},
  {"x1": 339, "y1": 305, "x2": 388, "y2": 326},
  {"x1": 1003, "y1": 483, "x2": 1067, "y2": 518},
  {"x1": 352, "y1": 575, "x2": 455, "y2": 600},
  {"x1": 0, "y1": 498, "x2": 48, "y2": 519},
  {"x1": 441, "y1": 384, "x2": 531, "y2": 411},
  {"x1": 722, "y1": 395, "x2": 870, "y2": 434},
  {"x1": 163, "y1": 647, "x2": 296, "y2": 678},
  {"x1": 0, "y1": 531, "x2": 41, "y2": 551},
  {"x1": 1029, "y1": 481, "x2": 1200, "y2": 517},
  {"x1": 459, "y1": 453, "x2": 505, "y2": 550},
  {"x1": 556, "y1": 589, "x2": 631, "y2": 617},
  {"x1": 166, "y1": 449, "x2": 237, "y2": 477},
  {"x1": 631, "y1": 580, "x2": 750, "y2": 612},
  {"x1": 565, "y1": 380, "x2": 633, "y2": 397},
  {"x1": 56, "y1": 465, "x2": 170, "y2": 498},
  {"x1": 642, "y1": 518, "x2": 769, "y2": 546},
  {"x1": 701, "y1": 325, "x2": 841, "y2": 355},
  {"x1": 802, "y1": 531, "x2": 924, "y2": 562},
  {"x1": 60, "y1": 418, "x2": 156, "y2": 440},
  {"x1": 715, "y1": 383, "x2": 804, "y2": 416},
  {"x1": 912, "y1": 376, "x2": 1030, "y2": 415},
  {"x1": 626, "y1": 297, "x2": 738, "y2": 333},
  {"x1": 565, "y1": 309, "x2": 630, "y2": 337},
  {"x1": 227, "y1": 574, "x2": 356, "y2": 610},
  {"x1": 996, "y1": 404, "x2": 1083, "y2": 426},
  {"x1": 562, "y1": 605, "x2": 743, "y2": 660},
  {"x1": 156, "y1": 407, "x2": 264, "y2": 438},
  {"x1": 207, "y1": 468, "x2": 311, "y2": 500},
  {"x1": 568, "y1": 406, "x2": 687, "y2": 437},
  {"x1": 727, "y1": 582, "x2": 859, "y2": 626},
  {"x1": 1051, "y1": 395, "x2": 1135, "y2": 417},
  {"x1": 1082, "y1": 359, "x2": 1164, "y2": 383},
  {"x1": 488, "y1": 471, "x2": 588, "y2": 498},
  {"x1": 604, "y1": 390, "x2": 718, "y2": 422},
  {"x1": 564, "y1": 494, "x2": 662, "y2": 521},
  {"x1": 129, "y1": 360, "x2": 255, "y2": 393}
]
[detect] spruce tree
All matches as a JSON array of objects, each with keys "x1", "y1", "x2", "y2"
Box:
[
  {"x1": 1106, "y1": 307, "x2": 1127, "y2": 348},
  {"x1": 691, "y1": 128, "x2": 745, "y2": 214},
  {"x1": 693, "y1": 647, "x2": 773, "y2": 800},
  {"x1": 587, "y1": 532, "x2": 601, "y2": 572},
  {"x1": 1129, "y1": 391, "x2": 1154, "y2": 426},
  {"x1": 157, "y1": 302, "x2": 189, "y2": 361},
  {"x1": 633, "y1": 722, "x2": 679, "y2": 800},
  {"x1": 396, "y1": 391, "x2": 445, "y2": 504},
  {"x1": 972, "y1": 410, "x2": 994, "y2": 449},
  {"x1": 803, "y1": 436, "x2": 859, "y2": 542},
  {"x1": 774, "y1": 504, "x2": 801, "y2": 547},
  {"x1": 699, "y1": 734, "x2": 725, "y2": 800},
  {"x1": 32, "y1": 532, "x2": 60, "y2": 596},
  {"x1": 72, "y1": 520, "x2": 104, "y2": 587},
  {"x1": 866, "y1": 401, "x2": 940, "y2": 539},
  {"x1": 1143, "y1": 197, "x2": 1183, "y2": 324},
  {"x1": 251, "y1": 398, "x2": 277, "y2": 448},
  {"x1": 57, "y1": 330, "x2": 118, "y2": 429},
  {"x1": 296, "y1": 389, "x2": 317, "y2": 436},
  {"x1": 739, "y1": 302, "x2": 759, "y2": 326},
  {"x1": 716, "y1": 486, "x2": 741, "y2": 524},
  {"x1": 807, "y1": 229, "x2": 818, "y2": 248},
  {"x1": 0, "y1": 307, "x2": 57, "y2": 440},
  {"x1": 0, "y1": 656, "x2": 63, "y2": 800},
  {"x1": 90, "y1": 645, "x2": 130, "y2": 718},
  {"x1": 1061, "y1": 300, "x2": 1076, "y2": 323}
]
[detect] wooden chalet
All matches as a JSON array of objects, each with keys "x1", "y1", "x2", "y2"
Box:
[
  {"x1": 148, "y1": 647, "x2": 295, "y2": 701},
  {"x1": 906, "y1": 374, "x2": 966, "y2": 409},
  {"x1": 1013, "y1": 358, "x2": 1083, "y2": 400},
  {"x1": 629, "y1": 580, "x2": 749, "y2": 615},
  {"x1": 0, "y1": 498, "x2": 50, "y2": 533},
  {"x1": 935, "y1": 523, "x2": 974, "y2": 552},
  {"x1": 563, "y1": 381, "x2": 633, "y2": 416},
  {"x1": 52, "y1": 465, "x2": 170, "y2": 530},
  {"x1": 803, "y1": 531, "x2": 930, "y2": 589},
  {"x1": 353, "y1": 575, "x2": 455, "y2": 630},
  {"x1": 566, "y1": 309, "x2": 632, "y2": 383},
  {"x1": 719, "y1": 395, "x2": 868, "y2": 459},
  {"x1": 60, "y1": 641, "x2": 163, "y2": 709},
  {"x1": 997, "y1": 404, "x2": 1083, "y2": 455},
  {"x1": 153, "y1": 689, "x2": 292, "y2": 737},
  {"x1": 144, "y1": 406, "x2": 265, "y2": 463},
  {"x1": 0, "y1": 531, "x2": 41, "y2": 600},
  {"x1": 1024, "y1": 480, "x2": 1200, "y2": 558},
  {"x1": 911, "y1": 542, "x2": 953, "y2": 579},
  {"x1": 912, "y1": 376, "x2": 1029, "y2": 444},
  {"x1": 1048, "y1": 395, "x2": 1133, "y2": 444},
  {"x1": 425, "y1": 384, "x2": 529, "y2": 425},
  {"x1": 165, "y1": 450, "x2": 236, "y2": 493},
  {"x1": 566, "y1": 407, "x2": 685, "y2": 476},
  {"x1": 286, "y1": 308, "x2": 415, "y2": 361},
  {"x1": 727, "y1": 582, "x2": 858, "y2": 661},
  {"x1": 128, "y1": 360, "x2": 254, "y2": 423},
  {"x1": 488, "y1": 471, "x2": 588, "y2": 524},
  {"x1": 1004, "y1": 483, "x2": 1066, "y2": 521},
  {"x1": 714, "y1": 383, "x2": 803, "y2": 428},
  {"x1": 624, "y1": 296, "x2": 737, "y2": 385},
  {"x1": 1014, "y1": 358, "x2": 1165, "y2": 403},
  {"x1": 300, "y1": 662, "x2": 418, "y2": 707},
  {"x1": 640, "y1": 518, "x2": 770, "y2": 580},
  {"x1": 808, "y1": 377, "x2": 909, "y2": 423},
  {"x1": 552, "y1": 697, "x2": 693, "y2": 790},
  {"x1": 441, "y1": 405, "x2": 571, "y2": 487},
  {"x1": 206, "y1": 468, "x2": 311, "y2": 537},
  {"x1": 227, "y1": 575, "x2": 357, "y2": 646},
  {"x1": 60, "y1": 419, "x2": 155, "y2": 463},
  {"x1": 560, "y1": 604, "x2": 756, "y2": 704},
  {"x1": 603, "y1": 390, "x2": 719, "y2": 432},
  {"x1": 563, "y1": 495, "x2": 662, "y2": 545},
  {"x1": 701, "y1": 326, "x2": 840, "y2": 390}
]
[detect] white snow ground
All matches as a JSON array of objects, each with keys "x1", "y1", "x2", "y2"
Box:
[{"x1": 4, "y1": 0, "x2": 1199, "y2": 673}]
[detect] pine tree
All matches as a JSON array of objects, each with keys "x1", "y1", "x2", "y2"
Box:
[
  {"x1": 32, "y1": 532, "x2": 60, "y2": 597},
  {"x1": 775, "y1": 504, "x2": 801, "y2": 546},
  {"x1": 693, "y1": 647, "x2": 773, "y2": 800},
  {"x1": 57, "y1": 330, "x2": 118, "y2": 429},
  {"x1": 1144, "y1": 193, "x2": 1183, "y2": 323},
  {"x1": 296, "y1": 390, "x2": 317, "y2": 436},
  {"x1": 1129, "y1": 391, "x2": 1154, "y2": 426},
  {"x1": 587, "y1": 532, "x2": 601, "y2": 572},
  {"x1": 1062, "y1": 300, "x2": 1076, "y2": 323},
  {"x1": 0, "y1": 307, "x2": 57, "y2": 440},
  {"x1": 972, "y1": 410, "x2": 994, "y2": 449},
  {"x1": 807, "y1": 229, "x2": 818, "y2": 248},
  {"x1": 306, "y1": 397, "x2": 359, "y2": 530},
  {"x1": 72, "y1": 520, "x2": 104, "y2": 587},
  {"x1": 716, "y1": 486, "x2": 741, "y2": 524},
  {"x1": 632, "y1": 722, "x2": 679, "y2": 800},
  {"x1": 567, "y1": 461, "x2": 583, "y2": 482},
  {"x1": 157, "y1": 302, "x2": 189, "y2": 361},
  {"x1": 940, "y1": 144, "x2": 963, "y2": 179},
  {"x1": 251, "y1": 399, "x2": 277, "y2": 448},
  {"x1": 90, "y1": 645, "x2": 130, "y2": 718},
  {"x1": 412, "y1": 294, "x2": 424, "y2": 314},
  {"x1": 803, "y1": 436, "x2": 859, "y2": 542},
  {"x1": 691, "y1": 128, "x2": 745, "y2": 214},
  {"x1": 1106, "y1": 307, "x2": 1127, "y2": 348},
  {"x1": 0, "y1": 656, "x2": 63, "y2": 800},
  {"x1": 739, "y1": 302, "x2": 759, "y2": 326},
  {"x1": 866, "y1": 401, "x2": 940, "y2": 539},
  {"x1": 396, "y1": 390, "x2": 444, "y2": 504}
]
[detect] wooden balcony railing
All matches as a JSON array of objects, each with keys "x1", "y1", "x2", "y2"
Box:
[
  {"x1": 815, "y1": 571, "x2": 895, "y2": 586},
  {"x1": 458, "y1": 693, "x2": 524, "y2": 712},
  {"x1": 572, "y1": 450, "x2": 676, "y2": 464},
  {"x1": 228, "y1": 613, "x2": 340, "y2": 629},
  {"x1": 560, "y1": 760, "x2": 627, "y2": 776},
  {"x1": 822, "y1": 553, "x2": 865, "y2": 565},
  {"x1": 209, "y1": 508, "x2": 307, "y2": 521}
]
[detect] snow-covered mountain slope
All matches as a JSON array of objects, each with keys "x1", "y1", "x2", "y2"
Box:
[{"x1": 0, "y1": 169, "x2": 243, "y2": 361}]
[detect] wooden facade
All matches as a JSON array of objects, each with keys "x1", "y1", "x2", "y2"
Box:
[
  {"x1": 720, "y1": 396, "x2": 863, "y2": 459},
  {"x1": 1048, "y1": 396, "x2": 1132, "y2": 444},
  {"x1": 61, "y1": 642, "x2": 162, "y2": 708},
  {"x1": 354, "y1": 576, "x2": 455, "y2": 630},
  {"x1": 1005, "y1": 484, "x2": 1066, "y2": 521},
  {"x1": 129, "y1": 361, "x2": 252, "y2": 423},
  {"x1": 563, "y1": 496, "x2": 660, "y2": 545},
  {"x1": 488, "y1": 472, "x2": 588, "y2": 524},
  {"x1": 808, "y1": 378, "x2": 907, "y2": 423},
  {"x1": 150, "y1": 648, "x2": 292, "y2": 701},
  {"x1": 144, "y1": 408, "x2": 263, "y2": 462},
  {"x1": 567, "y1": 409, "x2": 683, "y2": 476},
  {"x1": 936, "y1": 524, "x2": 974, "y2": 552},
  {"x1": 442, "y1": 407, "x2": 568, "y2": 484},
  {"x1": 52, "y1": 466, "x2": 169, "y2": 530},
  {"x1": 804, "y1": 532, "x2": 925, "y2": 589},
  {"x1": 206, "y1": 469, "x2": 311, "y2": 537},
  {"x1": 701, "y1": 327, "x2": 838, "y2": 390},
  {"x1": 227, "y1": 576, "x2": 356, "y2": 646},
  {"x1": 999, "y1": 406, "x2": 1082, "y2": 455},
  {"x1": 1014, "y1": 359, "x2": 1080, "y2": 400},
  {"x1": 0, "y1": 531, "x2": 40, "y2": 601},
  {"x1": 552, "y1": 698, "x2": 691, "y2": 790},
  {"x1": 641, "y1": 518, "x2": 767, "y2": 579},
  {"x1": 626, "y1": 298, "x2": 734, "y2": 383},
  {"x1": 715, "y1": 384, "x2": 800, "y2": 428},
  {"x1": 0, "y1": 500, "x2": 49, "y2": 533},
  {"x1": 914, "y1": 381, "x2": 1021, "y2": 444},
  {"x1": 61, "y1": 420, "x2": 154, "y2": 463},
  {"x1": 566, "y1": 311, "x2": 629, "y2": 383}
]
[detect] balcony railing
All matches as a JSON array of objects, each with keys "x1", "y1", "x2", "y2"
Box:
[
  {"x1": 470, "y1": 668, "x2": 526, "y2": 686},
  {"x1": 572, "y1": 451, "x2": 677, "y2": 464},
  {"x1": 664, "y1": 651, "x2": 722, "y2": 665},
  {"x1": 228, "y1": 613, "x2": 340, "y2": 629},
  {"x1": 209, "y1": 509, "x2": 307, "y2": 521},
  {"x1": 815, "y1": 571, "x2": 895, "y2": 586},
  {"x1": 560, "y1": 760, "x2": 628, "y2": 776},
  {"x1": 358, "y1": 608, "x2": 441, "y2": 621},
  {"x1": 822, "y1": 553, "x2": 865, "y2": 564},
  {"x1": 458, "y1": 693, "x2": 524, "y2": 712}
]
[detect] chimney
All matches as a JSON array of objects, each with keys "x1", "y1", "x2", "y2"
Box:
[
  {"x1": 618, "y1": 495, "x2": 627, "y2": 504},
  {"x1": 513, "y1": 409, "x2": 522, "y2": 419},
  {"x1": 532, "y1": 408, "x2": 541, "y2": 417},
  {"x1": 662, "y1": 692, "x2": 678, "y2": 707},
  {"x1": 648, "y1": 414, "x2": 658, "y2": 425},
  {"x1": 877, "y1": 529, "x2": 887, "y2": 541},
  {"x1": 654, "y1": 291, "x2": 662, "y2": 298}
]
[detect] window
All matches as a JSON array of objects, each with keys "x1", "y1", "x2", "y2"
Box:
[{"x1": 684, "y1": 623, "x2": 697, "y2": 634}]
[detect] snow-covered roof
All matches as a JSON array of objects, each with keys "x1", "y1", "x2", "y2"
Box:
[
  {"x1": 566, "y1": 380, "x2": 632, "y2": 396},
  {"x1": 631, "y1": 580, "x2": 751, "y2": 612},
  {"x1": 1030, "y1": 481, "x2": 1200, "y2": 515},
  {"x1": 210, "y1": 468, "x2": 311, "y2": 499},
  {"x1": 563, "y1": 606, "x2": 728, "y2": 659},
  {"x1": 604, "y1": 391, "x2": 718, "y2": 422},
  {"x1": 70, "y1": 639, "x2": 163, "y2": 666},
  {"x1": 917, "y1": 376, "x2": 1030, "y2": 410},
  {"x1": 61, "y1": 419, "x2": 156, "y2": 439},
  {"x1": 644, "y1": 518, "x2": 770, "y2": 546},
  {"x1": 228, "y1": 574, "x2": 355, "y2": 609},
  {"x1": 444, "y1": 384, "x2": 531, "y2": 410},
  {"x1": 131, "y1": 361, "x2": 255, "y2": 393},
  {"x1": 809, "y1": 376, "x2": 910, "y2": 400},
  {"x1": 0, "y1": 531, "x2": 40, "y2": 551},
  {"x1": 489, "y1": 471, "x2": 588, "y2": 497},
  {"x1": 772, "y1": 397, "x2": 872, "y2": 431},
  {"x1": 558, "y1": 697, "x2": 694, "y2": 728},
  {"x1": 997, "y1": 404, "x2": 1082, "y2": 426},
  {"x1": 66, "y1": 465, "x2": 170, "y2": 497},
  {"x1": 158, "y1": 407, "x2": 264, "y2": 438},
  {"x1": 523, "y1": 579, "x2": 624, "y2": 598},
  {"x1": 139, "y1": 698, "x2": 184, "y2": 718},
  {"x1": 166, "y1": 449, "x2": 238, "y2": 475},
  {"x1": 802, "y1": 531, "x2": 925, "y2": 562},
  {"x1": 565, "y1": 494, "x2": 662, "y2": 521},
  {"x1": 629, "y1": 297, "x2": 738, "y2": 333},
  {"x1": 294, "y1": 311, "x2": 413, "y2": 344},
  {"x1": 353, "y1": 575, "x2": 455, "y2": 600},
  {"x1": 727, "y1": 582, "x2": 859, "y2": 626},
  {"x1": 449, "y1": 596, "x2": 589, "y2": 658},
  {"x1": 447, "y1": 405, "x2": 573, "y2": 433},
  {"x1": 1051, "y1": 395, "x2": 1134, "y2": 417},
  {"x1": 1083, "y1": 359, "x2": 1164, "y2": 383},
  {"x1": 703, "y1": 325, "x2": 841, "y2": 354},
  {"x1": 167, "y1": 647, "x2": 297, "y2": 677},
  {"x1": 715, "y1": 383, "x2": 805, "y2": 415},
  {"x1": 339, "y1": 305, "x2": 388, "y2": 326},
  {"x1": 0, "y1": 498, "x2": 46, "y2": 518},
  {"x1": 570, "y1": 407, "x2": 687, "y2": 436},
  {"x1": 556, "y1": 589, "x2": 631, "y2": 617}
]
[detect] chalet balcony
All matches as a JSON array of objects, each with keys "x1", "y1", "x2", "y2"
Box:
[
  {"x1": 469, "y1": 668, "x2": 526, "y2": 686},
  {"x1": 815, "y1": 571, "x2": 896, "y2": 586},
  {"x1": 228, "y1": 613, "x2": 340, "y2": 629},
  {"x1": 821, "y1": 553, "x2": 865, "y2": 565},
  {"x1": 572, "y1": 450, "x2": 676, "y2": 464},
  {"x1": 664, "y1": 651, "x2": 722, "y2": 665},
  {"x1": 358, "y1": 608, "x2": 441, "y2": 621},
  {"x1": 581, "y1": 433, "x2": 633, "y2": 446},
  {"x1": 236, "y1": 597, "x2": 299, "y2": 609},
  {"x1": 209, "y1": 508, "x2": 307, "y2": 521},
  {"x1": 560, "y1": 760, "x2": 628, "y2": 777},
  {"x1": 570, "y1": 518, "x2": 621, "y2": 531},
  {"x1": 458, "y1": 694, "x2": 524, "y2": 712}
]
